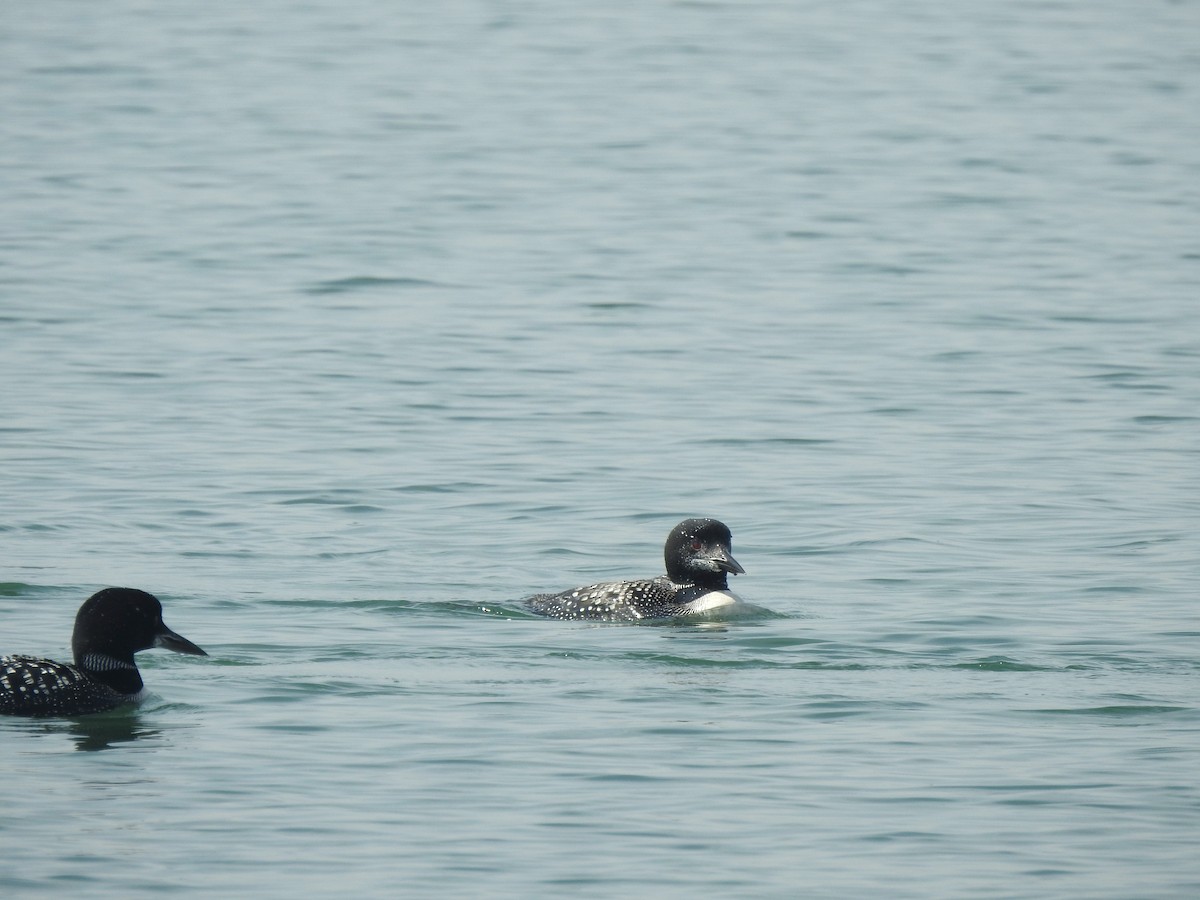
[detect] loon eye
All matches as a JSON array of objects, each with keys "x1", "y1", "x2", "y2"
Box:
[{"x1": 690, "y1": 539, "x2": 703, "y2": 551}]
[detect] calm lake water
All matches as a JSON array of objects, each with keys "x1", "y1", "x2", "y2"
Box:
[{"x1": 3, "y1": 1, "x2": 1199, "y2": 897}]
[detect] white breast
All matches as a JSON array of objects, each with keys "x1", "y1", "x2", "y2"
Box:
[{"x1": 682, "y1": 590, "x2": 741, "y2": 614}]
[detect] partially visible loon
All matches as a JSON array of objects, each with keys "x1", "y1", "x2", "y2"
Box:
[
  {"x1": 0, "y1": 587, "x2": 207, "y2": 718},
  {"x1": 525, "y1": 518, "x2": 746, "y2": 622}
]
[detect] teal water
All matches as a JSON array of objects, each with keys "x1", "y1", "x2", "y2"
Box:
[{"x1": 3, "y1": 1, "x2": 1199, "y2": 897}]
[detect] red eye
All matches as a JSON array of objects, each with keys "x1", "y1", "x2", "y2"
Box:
[{"x1": 690, "y1": 540, "x2": 703, "y2": 551}]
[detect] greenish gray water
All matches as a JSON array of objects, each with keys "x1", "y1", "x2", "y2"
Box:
[{"x1": 2, "y1": 1, "x2": 1199, "y2": 897}]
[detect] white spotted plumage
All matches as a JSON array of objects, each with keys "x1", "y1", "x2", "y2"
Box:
[{"x1": 0, "y1": 655, "x2": 129, "y2": 717}]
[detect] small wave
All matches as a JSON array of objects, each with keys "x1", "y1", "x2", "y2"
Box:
[
  {"x1": 1030, "y1": 705, "x2": 1189, "y2": 718},
  {"x1": 303, "y1": 276, "x2": 445, "y2": 295}
]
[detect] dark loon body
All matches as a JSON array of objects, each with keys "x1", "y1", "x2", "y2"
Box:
[
  {"x1": 526, "y1": 518, "x2": 746, "y2": 622},
  {"x1": 0, "y1": 588, "x2": 207, "y2": 718}
]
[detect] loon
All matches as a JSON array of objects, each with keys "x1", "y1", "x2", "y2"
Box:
[
  {"x1": 526, "y1": 518, "x2": 746, "y2": 622},
  {"x1": 0, "y1": 587, "x2": 207, "y2": 718}
]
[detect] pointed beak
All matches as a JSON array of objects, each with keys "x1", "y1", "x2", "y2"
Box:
[
  {"x1": 154, "y1": 624, "x2": 207, "y2": 656},
  {"x1": 715, "y1": 549, "x2": 745, "y2": 576}
]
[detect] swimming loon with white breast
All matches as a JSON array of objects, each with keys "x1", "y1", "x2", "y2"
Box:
[
  {"x1": 0, "y1": 587, "x2": 207, "y2": 718},
  {"x1": 525, "y1": 518, "x2": 746, "y2": 622}
]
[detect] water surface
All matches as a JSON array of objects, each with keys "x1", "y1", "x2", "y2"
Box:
[{"x1": 2, "y1": 1, "x2": 1199, "y2": 897}]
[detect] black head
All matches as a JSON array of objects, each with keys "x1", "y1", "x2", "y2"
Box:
[
  {"x1": 71, "y1": 587, "x2": 207, "y2": 666},
  {"x1": 663, "y1": 518, "x2": 745, "y2": 587}
]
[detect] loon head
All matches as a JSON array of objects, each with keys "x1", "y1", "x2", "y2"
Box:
[
  {"x1": 71, "y1": 587, "x2": 207, "y2": 668},
  {"x1": 664, "y1": 518, "x2": 745, "y2": 588}
]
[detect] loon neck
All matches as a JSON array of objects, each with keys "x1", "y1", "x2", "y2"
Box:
[
  {"x1": 76, "y1": 652, "x2": 144, "y2": 695},
  {"x1": 676, "y1": 571, "x2": 730, "y2": 591}
]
